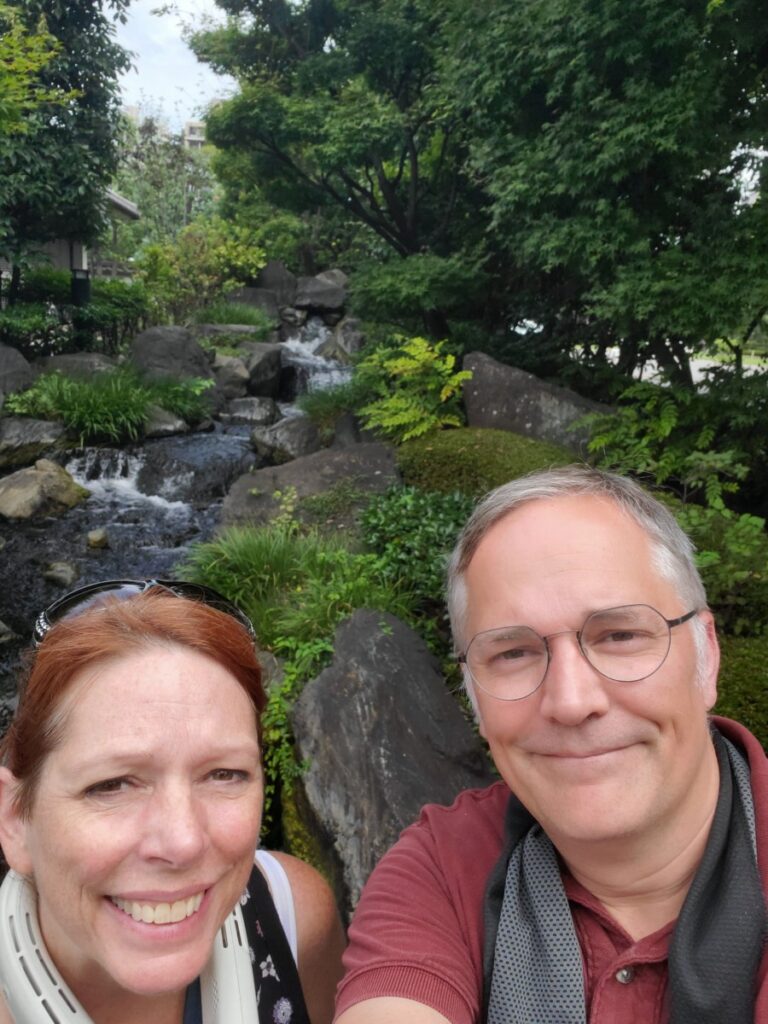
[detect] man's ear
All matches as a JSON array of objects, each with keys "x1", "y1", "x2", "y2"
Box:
[
  {"x1": 0, "y1": 767, "x2": 33, "y2": 875},
  {"x1": 698, "y1": 610, "x2": 720, "y2": 712}
]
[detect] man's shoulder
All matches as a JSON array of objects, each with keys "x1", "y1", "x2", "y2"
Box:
[{"x1": 404, "y1": 780, "x2": 511, "y2": 858}]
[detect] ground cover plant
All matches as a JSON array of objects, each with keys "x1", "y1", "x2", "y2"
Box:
[{"x1": 4, "y1": 367, "x2": 212, "y2": 445}]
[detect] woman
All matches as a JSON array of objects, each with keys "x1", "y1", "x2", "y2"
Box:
[{"x1": 0, "y1": 579, "x2": 345, "y2": 1024}]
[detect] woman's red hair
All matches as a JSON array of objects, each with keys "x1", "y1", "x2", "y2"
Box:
[{"x1": 1, "y1": 589, "x2": 265, "y2": 817}]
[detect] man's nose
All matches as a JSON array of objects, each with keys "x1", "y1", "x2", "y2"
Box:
[
  {"x1": 138, "y1": 785, "x2": 207, "y2": 865},
  {"x1": 537, "y1": 631, "x2": 611, "y2": 724}
]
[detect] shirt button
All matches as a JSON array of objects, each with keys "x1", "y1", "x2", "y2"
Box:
[{"x1": 615, "y1": 967, "x2": 636, "y2": 985}]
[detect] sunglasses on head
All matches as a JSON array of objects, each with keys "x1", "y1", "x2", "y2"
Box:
[{"x1": 33, "y1": 579, "x2": 256, "y2": 647}]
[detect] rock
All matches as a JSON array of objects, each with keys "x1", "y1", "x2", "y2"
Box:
[
  {"x1": 0, "y1": 459, "x2": 89, "y2": 520},
  {"x1": 316, "y1": 268, "x2": 349, "y2": 289},
  {"x1": 0, "y1": 344, "x2": 34, "y2": 401},
  {"x1": 135, "y1": 431, "x2": 257, "y2": 504},
  {"x1": 226, "y1": 287, "x2": 280, "y2": 322},
  {"x1": 43, "y1": 561, "x2": 79, "y2": 587},
  {"x1": 255, "y1": 261, "x2": 298, "y2": 308},
  {"x1": 221, "y1": 441, "x2": 400, "y2": 527},
  {"x1": 35, "y1": 352, "x2": 118, "y2": 377},
  {"x1": 129, "y1": 326, "x2": 215, "y2": 383},
  {"x1": 190, "y1": 323, "x2": 266, "y2": 342},
  {"x1": 212, "y1": 353, "x2": 250, "y2": 400},
  {"x1": 292, "y1": 610, "x2": 495, "y2": 915},
  {"x1": 462, "y1": 351, "x2": 611, "y2": 453},
  {"x1": 143, "y1": 404, "x2": 190, "y2": 438},
  {"x1": 238, "y1": 342, "x2": 283, "y2": 398},
  {"x1": 317, "y1": 316, "x2": 365, "y2": 364},
  {"x1": 295, "y1": 275, "x2": 346, "y2": 312},
  {"x1": 279, "y1": 307, "x2": 307, "y2": 328},
  {"x1": 87, "y1": 528, "x2": 109, "y2": 549},
  {"x1": 220, "y1": 397, "x2": 279, "y2": 427},
  {"x1": 250, "y1": 416, "x2": 321, "y2": 464},
  {"x1": 0, "y1": 417, "x2": 66, "y2": 470}
]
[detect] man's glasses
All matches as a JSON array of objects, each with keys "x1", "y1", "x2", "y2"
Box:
[
  {"x1": 457, "y1": 604, "x2": 699, "y2": 701},
  {"x1": 33, "y1": 579, "x2": 256, "y2": 647}
]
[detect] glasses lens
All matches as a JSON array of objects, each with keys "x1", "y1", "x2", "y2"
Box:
[
  {"x1": 581, "y1": 605, "x2": 671, "y2": 682},
  {"x1": 466, "y1": 626, "x2": 548, "y2": 700}
]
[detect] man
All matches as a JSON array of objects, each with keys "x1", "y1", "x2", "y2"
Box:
[{"x1": 334, "y1": 465, "x2": 768, "y2": 1024}]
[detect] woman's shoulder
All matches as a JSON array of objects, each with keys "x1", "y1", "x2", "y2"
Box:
[{"x1": 259, "y1": 850, "x2": 341, "y2": 940}]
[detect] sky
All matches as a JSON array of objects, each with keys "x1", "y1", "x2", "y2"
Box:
[{"x1": 114, "y1": 0, "x2": 236, "y2": 130}]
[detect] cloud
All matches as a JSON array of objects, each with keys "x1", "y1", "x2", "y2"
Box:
[{"x1": 115, "y1": 0, "x2": 235, "y2": 127}]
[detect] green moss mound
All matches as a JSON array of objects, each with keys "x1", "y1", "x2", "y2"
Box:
[
  {"x1": 715, "y1": 635, "x2": 768, "y2": 748},
  {"x1": 397, "y1": 427, "x2": 572, "y2": 496}
]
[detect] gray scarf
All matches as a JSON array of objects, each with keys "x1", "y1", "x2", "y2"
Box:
[{"x1": 484, "y1": 729, "x2": 766, "y2": 1024}]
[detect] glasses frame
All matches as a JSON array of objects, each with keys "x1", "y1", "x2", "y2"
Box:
[
  {"x1": 457, "y1": 605, "x2": 699, "y2": 701},
  {"x1": 33, "y1": 578, "x2": 256, "y2": 648}
]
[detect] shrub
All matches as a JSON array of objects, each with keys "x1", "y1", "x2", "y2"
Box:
[
  {"x1": 17, "y1": 266, "x2": 71, "y2": 304},
  {"x1": 396, "y1": 427, "x2": 572, "y2": 496},
  {"x1": 716, "y1": 635, "x2": 768, "y2": 748},
  {"x1": 296, "y1": 378, "x2": 372, "y2": 443},
  {"x1": 5, "y1": 367, "x2": 213, "y2": 445},
  {"x1": 0, "y1": 302, "x2": 71, "y2": 358},
  {"x1": 360, "y1": 486, "x2": 475, "y2": 611},
  {"x1": 355, "y1": 335, "x2": 472, "y2": 443}
]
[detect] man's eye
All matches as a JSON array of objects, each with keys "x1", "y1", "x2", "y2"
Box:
[{"x1": 208, "y1": 769, "x2": 250, "y2": 783}]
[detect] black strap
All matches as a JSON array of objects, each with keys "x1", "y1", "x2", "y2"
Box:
[{"x1": 241, "y1": 863, "x2": 311, "y2": 1024}]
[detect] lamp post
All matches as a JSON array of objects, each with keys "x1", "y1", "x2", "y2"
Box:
[{"x1": 70, "y1": 267, "x2": 91, "y2": 307}]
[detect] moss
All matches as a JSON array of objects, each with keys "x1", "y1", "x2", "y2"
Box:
[
  {"x1": 715, "y1": 635, "x2": 768, "y2": 748},
  {"x1": 396, "y1": 427, "x2": 572, "y2": 497},
  {"x1": 280, "y1": 785, "x2": 331, "y2": 877}
]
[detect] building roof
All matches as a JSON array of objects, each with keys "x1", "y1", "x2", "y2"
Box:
[{"x1": 106, "y1": 188, "x2": 140, "y2": 221}]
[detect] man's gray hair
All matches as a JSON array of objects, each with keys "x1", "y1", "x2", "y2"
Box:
[{"x1": 446, "y1": 464, "x2": 708, "y2": 654}]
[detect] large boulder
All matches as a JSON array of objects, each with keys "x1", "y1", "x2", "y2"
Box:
[
  {"x1": 0, "y1": 417, "x2": 66, "y2": 470},
  {"x1": 212, "y1": 353, "x2": 250, "y2": 400},
  {"x1": 255, "y1": 260, "x2": 298, "y2": 308},
  {"x1": 0, "y1": 344, "x2": 33, "y2": 404},
  {"x1": 238, "y1": 342, "x2": 283, "y2": 398},
  {"x1": 295, "y1": 274, "x2": 346, "y2": 312},
  {"x1": 0, "y1": 459, "x2": 89, "y2": 520},
  {"x1": 317, "y1": 316, "x2": 365, "y2": 364},
  {"x1": 291, "y1": 610, "x2": 495, "y2": 916},
  {"x1": 129, "y1": 326, "x2": 214, "y2": 383},
  {"x1": 462, "y1": 351, "x2": 611, "y2": 453},
  {"x1": 220, "y1": 397, "x2": 279, "y2": 427},
  {"x1": 250, "y1": 415, "x2": 321, "y2": 464},
  {"x1": 134, "y1": 431, "x2": 257, "y2": 504},
  {"x1": 221, "y1": 441, "x2": 399, "y2": 527}
]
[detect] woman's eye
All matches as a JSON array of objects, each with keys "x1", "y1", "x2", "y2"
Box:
[{"x1": 84, "y1": 777, "x2": 131, "y2": 797}]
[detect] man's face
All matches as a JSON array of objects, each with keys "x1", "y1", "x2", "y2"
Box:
[{"x1": 461, "y1": 494, "x2": 720, "y2": 851}]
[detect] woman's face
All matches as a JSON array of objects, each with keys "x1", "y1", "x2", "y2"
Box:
[{"x1": 3, "y1": 644, "x2": 263, "y2": 1006}]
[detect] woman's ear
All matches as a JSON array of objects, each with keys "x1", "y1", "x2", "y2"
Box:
[{"x1": 0, "y1": 767, "x2": 33, "y2": 875}]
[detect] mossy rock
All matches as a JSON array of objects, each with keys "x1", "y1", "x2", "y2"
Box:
[
  {"x1": 715, "y1": 634, "x2": 768, "y2": 748},
  {"x1": 396, "y1": 427, "x2": 572, "y2": 497}
]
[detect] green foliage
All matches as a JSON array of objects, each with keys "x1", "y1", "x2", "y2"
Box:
[
  {"x1": 0, "y1": 0, "x2": 132, "y2": 273},
  {"x1": 716, "y1": 636, "x2": 768, "y2": 748},
  {"x1": 179, "y1": 523, "x2": 415, "y2": 816},
  {"x1": 0, "y1": 302, "x2": 70, "y2": 357},
  {"x1": 296, "y1": 377, "x2": 373, "y2": 443},
  {"x1": 356, "y1": 335, "x2": 472, "y2": 442},
  {"x1": 396, "y1": 426, "x2": 572, "y2": 496},
  {"x1": 193, "y1": 300, "x2": 274, "y2": 335},
  {"x1": 361, "y1": 486, "x2": 475, "y2": 609},
  {"x1": 135, "y1": 217, "x2": 266, "y2": 324},
  {"x1": 5, "y1": 367, "x2": 212, "y2": 444},
  {"x1": 583, "y1": 381, "x2": 749, "y2": 510},
  {"x1": 673, "y1": 503, "x2": 768, "y2": 639},
  {"x1": 0, "y1": 4, "x2": 69, "y2": 135}
]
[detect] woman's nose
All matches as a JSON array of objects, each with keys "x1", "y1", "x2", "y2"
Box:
[{"x1": 138, "y1": 785, "x2": 207, "y2": 865}]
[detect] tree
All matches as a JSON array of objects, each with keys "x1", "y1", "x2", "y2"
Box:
[
  {"x1": 0, "y1": 3, "x2": 66, "y2": 135},
  {"x1": 190, "y1": 0, "x2": 491, "y2": 335},
  {"x1": 443, "y1": 0, "x2": 768, "y2": 383},
  {"x1": 0, "y1": 0, "x2": 132, "y2": 300},
  {"x1": 104, "y1": 113, "x2": 218, "y2": 259}
]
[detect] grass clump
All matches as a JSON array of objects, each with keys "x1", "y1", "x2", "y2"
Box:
[
  {"x1": 194, "y1": 300, "x2": 275, "y2": 336},
  {"x1": 396, "y1": 426, "x2": 572, "y2": 496},
  {"x1": 5, "y1": 368, "x2": 213, "y2": 445}
]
